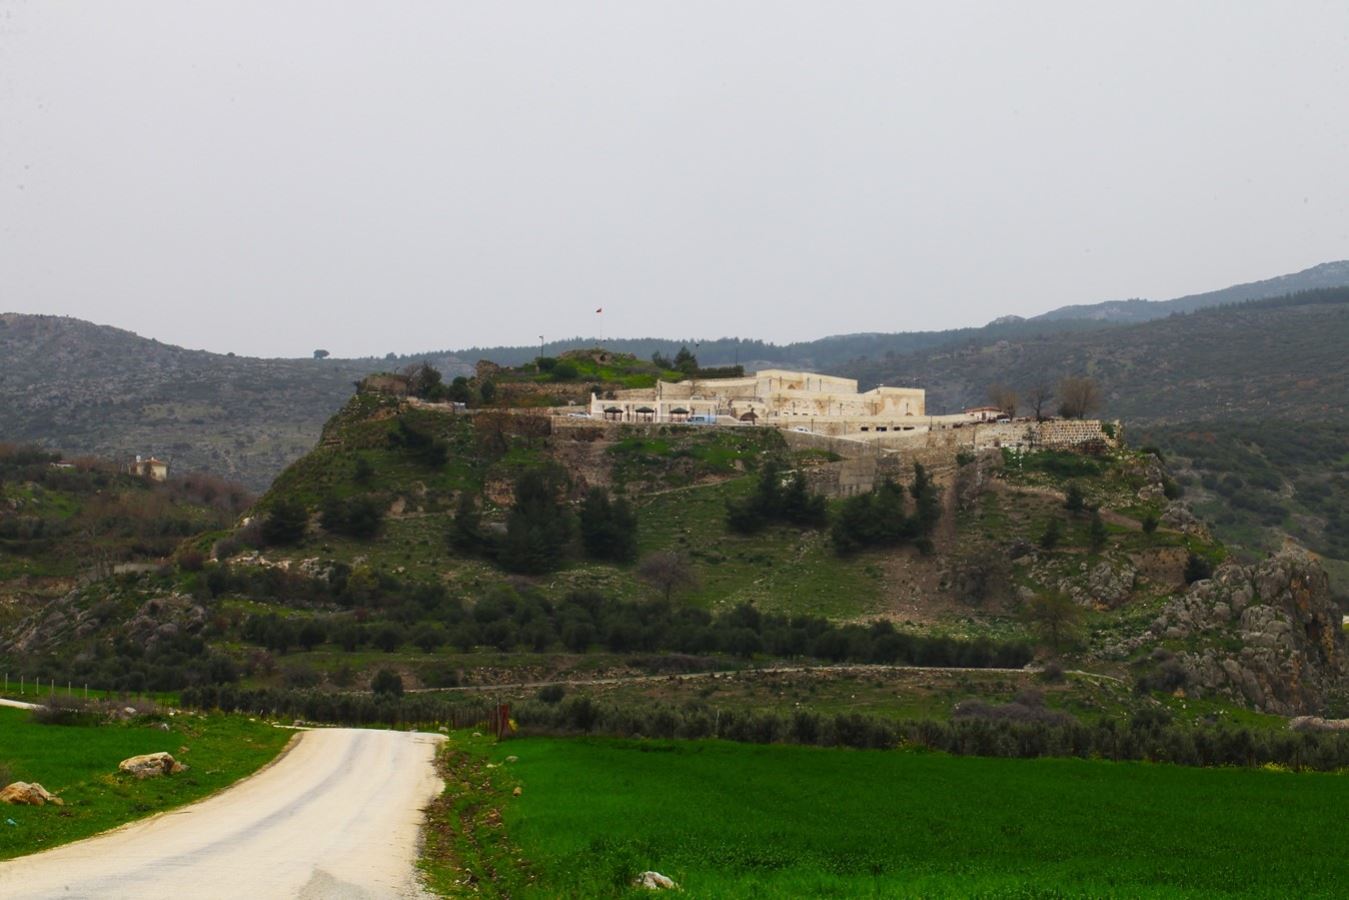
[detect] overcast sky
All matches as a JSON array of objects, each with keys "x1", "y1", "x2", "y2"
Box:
[{"x1": 2, "y1": 2, "x2": 1347, "y2": 358}]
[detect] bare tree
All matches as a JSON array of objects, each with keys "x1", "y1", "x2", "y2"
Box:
[
  {"x1": 1022, "y1": 591, "x2": 1083, "y2": 652},
  {"x1": 987, "y1": 384, "x2": 1018, "y2": 418},
  {"x1": 1026, "y1": 383, "x2": 1054, "y2": 421},
  {"x1": 638, "y1": 551, "x2": 699, "y2": 603},
  {"x1": 1057, "y1": 376, "x2": 1101, "y2": 419}
]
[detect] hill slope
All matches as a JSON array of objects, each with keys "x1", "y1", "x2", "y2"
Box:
[
  {"x1": 7, "y1": 391, "x2": 1343, "y2": 718},
  {"x1": 839, "y1": 290, "x2": 1349, "y2": 580},
  {"x1": 842, "y1": 289, "x2": 1349, "y2": 423},
  {"x1": 0, "y1": 314, "x2": 385, "y2": 490},
  {"x1": 1031, "y1": 260, "x2": 1349, "y2": 324}
]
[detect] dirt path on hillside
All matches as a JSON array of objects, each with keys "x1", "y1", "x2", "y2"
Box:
[
  {"x1": 0, "y1": 728, "x2": 445, "y2": 899},
  {"x1": 414, "y1": 663, "x2": 1050, "y2": 695}
]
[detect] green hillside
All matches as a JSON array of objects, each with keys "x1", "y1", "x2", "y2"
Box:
[
  {"x1": 4, "y1": 390, "x2": 1265, "y2": 719},
  {"x1": 0, "y1": 442, "x2": 249, "y2": 602}
]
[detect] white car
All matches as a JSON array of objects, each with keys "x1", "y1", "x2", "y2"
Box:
[{"x1": 792, "y1": 426, "x2": 811, "y2": 433}]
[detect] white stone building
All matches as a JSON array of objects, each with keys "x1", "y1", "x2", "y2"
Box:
[{"x1": 588, "y1": 368, "x2": 925, "y2": 430}]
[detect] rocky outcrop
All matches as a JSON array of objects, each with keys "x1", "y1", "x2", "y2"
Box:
[
  {"x1": 635, "y1": 871, "x2": 678, "y2": 891},
  {"x1": 1159, "y1": 502, "x2": 1211, "y2": 541},
  {"x1": 0, "y1": 782, "x2": 62, "y2": 806},
  {"x1": 2, "y1": 586, "x2": 208, "y2": 657},
  {"x1": 1289, "y1": 716, "x2": 1349, "y2": 732},
  {"x1": 1150, "y1": 549, "x2": 1345, "y2": 715},
  {"x1": 119, "y1": 752, "x2": 188, "y2": 779}
]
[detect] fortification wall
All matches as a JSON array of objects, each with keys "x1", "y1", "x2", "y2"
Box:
[{"x1": 783, "y1": 419, "x2": 1119, "y2": 497}]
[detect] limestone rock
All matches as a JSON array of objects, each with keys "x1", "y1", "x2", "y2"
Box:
[
  {"x1": 1159, "y1": 502, "x2": 1212, "y2": 540},
  {"x1": 0, "y1": 782, "x2": 62, "y2": 806},
  {"x1": 1148, "y1": 548, "x2": 1344, "y2": 715},
  {"x1": 1289, "y1": 716, "x2": 1349, "y2": 732},
  {"x1": 119, "y1": 752, "x2": 188, "y2": 779},
  {"x1": 1086, "y1": 560, "x2": 1136, "y2": 608},
  {"x1": 635, "y1": 871, "x2": 678, "y2": 891}
]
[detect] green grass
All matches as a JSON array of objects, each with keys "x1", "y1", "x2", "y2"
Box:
[
  {"x1": 472, "y1": 736, "x2": 1349, "y2": 898},
  {"x1": 634, "y1": 480, "x2": 881, "y2": 617},
  {"x1": 0, "y1": 706, "x2": 291, "y2": 860}
]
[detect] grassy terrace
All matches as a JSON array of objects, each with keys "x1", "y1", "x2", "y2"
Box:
[
  {"x1": 0, "y1": 706, "x2": 290, "y2": 860},
  {"x1": 434, "y1": 734, "x2": 1349, "y2": 898}
]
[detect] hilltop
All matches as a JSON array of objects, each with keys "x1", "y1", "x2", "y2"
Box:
[
  {"x1": 4, "y1": 390, "x2": 1343, "y2": 721},
  {"x1": 1029, "y1": 260, "x2": 1349, "y2": 325}
]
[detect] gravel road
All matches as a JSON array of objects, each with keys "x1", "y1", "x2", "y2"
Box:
[{"x1": 0, "y1": 727, "x2": 445, "y2": 899}]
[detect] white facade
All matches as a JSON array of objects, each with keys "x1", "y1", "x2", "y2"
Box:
[{"x1": 587, "y1": 368, "x2": 925, "y2": 426}]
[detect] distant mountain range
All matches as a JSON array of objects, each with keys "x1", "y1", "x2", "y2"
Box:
[
  {"x1": 432, "y1": 260, "x2": 1349, "y2": 371},
  {"x1": 1027, "y1": 260, "x2": 1349, "y2": 325}
]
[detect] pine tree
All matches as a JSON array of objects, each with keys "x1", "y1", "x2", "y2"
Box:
[{"x1": 579, "y1": 486, "x2": 638, "y2": 562}]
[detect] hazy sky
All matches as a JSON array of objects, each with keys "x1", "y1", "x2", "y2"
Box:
[{"x1": 3, "y1": 2, "x2": 1348, "y2": 358}]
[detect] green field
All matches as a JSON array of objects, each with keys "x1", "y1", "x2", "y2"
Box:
[
  {"x1": 464, "y1": 736, "x2": 1349, "y2": 898},
  {"x1": 0, "y1": 706, "x2": 291, "y2": 860}
]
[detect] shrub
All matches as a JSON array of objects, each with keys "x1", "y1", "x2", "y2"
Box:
[
  {"x1": 212, "y1": 535, "x2": 243, "y2": 560},
  {"x1": 551, "y1": 360, "x2": 580, "y2": 381},
  {"x1": 261, "y1": 499, "x2": 308, "y2": 546},
  {"x1": 1088, "y1": 510, "x2": 1108, "y2": 552},
  {"x1": 372, "y1": 623, "x2": 405, "y2": 652},
  {"x1": 30, "y1": 696, "x2": 100, "y2": 726},
  {"x1": 537, "y1": 684, "x2": 567, "y2": 704},
  {"x1": 413, "y1": 624, "x2": 445, "y2": 653},
  {"x1": 1039, "y1": 660, "x2": 1066, "y2": 683},
  {"x1": 371, "y1": 668, "x2": 404, "y2": 698},
  {"x1": 1039, "y1": 517, "x2": 1063, "y2": 550},
  {"x1": 579, "y1": 486, "x2": 639, "y2": 563},
  {"x1": 320, "y1": 494, "x2": 385, "y2": 539},
  {"x1": 177, "y1": 549, "x2": 206, "y2": 572},
  {"x1": 281, "y1": 663, "x2": 321, "y2": 689},
  {"x1": 1141, "y1": 514, "x2": 1159, "y2": 535}
]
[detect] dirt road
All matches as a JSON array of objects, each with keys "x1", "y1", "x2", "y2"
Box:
[{"x1": 0, "y1": 728, "x2": 445, "y2": 899}]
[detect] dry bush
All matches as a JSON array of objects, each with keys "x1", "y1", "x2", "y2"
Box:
[{"x1": 30, "y1": 695, "x2": 100, "y2": 726}]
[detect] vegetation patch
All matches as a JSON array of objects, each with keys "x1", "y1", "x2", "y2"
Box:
[
  {"x1": 478, "y1": 736, "x2": 1349, "y2": 897},
  {"x1": 0, "y1": 705, "x2": 290, "y2": 860}
]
